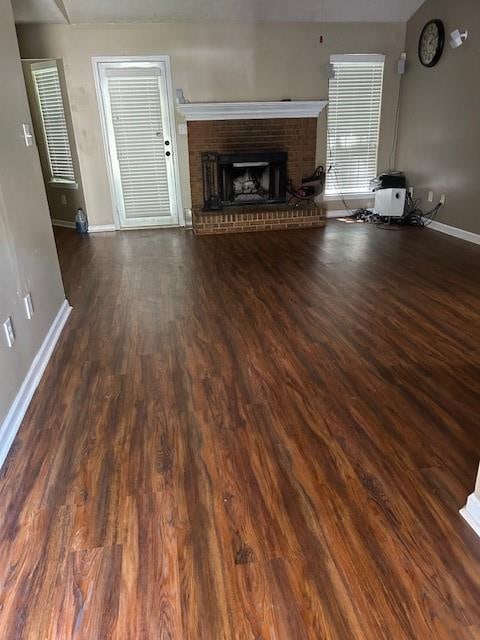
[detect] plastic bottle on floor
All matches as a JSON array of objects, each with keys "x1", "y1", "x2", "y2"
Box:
[{"x1": 75, "y1": 208, "x2": 88, "y2": 234}]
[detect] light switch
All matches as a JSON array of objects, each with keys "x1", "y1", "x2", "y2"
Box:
[
  {"x1": 3, "y1": 317, "x2": 15, "y2": 348},
  {"x1": 24, "y1": 293, "x2": 34, "y2": 320},
  {"x1": 177, "y1": 123, "x2": 188, "y2": 135},
  {"x1": 22, "y1": 123, "x2": 34, "y2": 147}
]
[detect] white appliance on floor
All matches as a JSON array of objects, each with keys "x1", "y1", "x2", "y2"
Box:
[{"x1": 374, "y1": 187, "x2": 406, "y2": 218}]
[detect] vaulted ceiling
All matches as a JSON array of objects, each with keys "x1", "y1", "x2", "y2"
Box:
[{"x1": 13, "y1": 0, "x2": 426, "y2": 24}]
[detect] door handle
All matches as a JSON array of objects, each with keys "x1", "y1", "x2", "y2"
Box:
[{"x1": 166, "y1": 151, "x2": 171, "y2": 157}]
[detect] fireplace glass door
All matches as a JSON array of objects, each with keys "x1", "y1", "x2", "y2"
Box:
[{"x1": 218, "y1": 152, "x2": 287, "y2": 207}]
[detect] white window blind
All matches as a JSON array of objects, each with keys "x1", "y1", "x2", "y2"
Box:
[
  {"x1": 106, "y1": 68, "x2": 171, "y2": 220},
  {"x1": 325, "y1": 54, "x2": 385, "y2": 197},
  {"x1": 32, "y1": 63, "x2": 75, "y2": 183}
]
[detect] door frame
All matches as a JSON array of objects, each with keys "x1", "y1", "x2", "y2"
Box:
[{"x1": 92, "y1": 55, "x2": 184, "y2": 229}]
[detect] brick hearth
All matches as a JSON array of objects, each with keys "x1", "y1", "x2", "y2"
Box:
[
  {"x1": 187, "y1": 117, "x2": 325, "y2": 235},
  {"x1": 194, "y1": 204, "x2": 324, "y2": 235}
]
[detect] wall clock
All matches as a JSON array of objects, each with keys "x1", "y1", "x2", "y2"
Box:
[{"x1": 418, "y1": 19, "x2": 445, "y2": 67}]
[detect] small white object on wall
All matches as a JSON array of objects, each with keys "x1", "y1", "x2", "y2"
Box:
[
  {"x1": 176, "y1": 88, "x2": 186, "y2": 104},
  {"x1": 24, "y1": 293, "x2": 34, "y2": 320},
  {"x1": 450, "y1": 29, "x2": 468, "y2": 48},
  {"x1": 3, "y1": 317, "x2": 15, "y2": 348},
  {"x1": 22, "y1": 123, "x2": 34, "y2": 147}
]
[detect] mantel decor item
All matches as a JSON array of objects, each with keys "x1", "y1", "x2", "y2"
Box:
[
  {"x1": 449, "y1": 28, "x2": 468, "y2": 49},
  {"x1": 201, "y1": 151, "x2": 223, "y2": 211}
]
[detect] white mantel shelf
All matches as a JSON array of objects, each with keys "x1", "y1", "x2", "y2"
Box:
[{"x1": 177, "y1": 100, "x2": 328, "y2": 121}]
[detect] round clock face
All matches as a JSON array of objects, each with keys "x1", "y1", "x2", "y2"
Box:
[{"x1": 419, "y1": 19, "x2": 445, "y2": 67}]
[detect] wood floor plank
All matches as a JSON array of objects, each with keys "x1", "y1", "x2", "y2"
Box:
[
  {"x1": 52, "y1": 544, "x2": 123, "y2": 639},
  {"x1": 0, "y1": 222, "x2": 479, "y2": 638},
  {"x1": 116, "y1": 492, "x2": 183, "y2": 640}
]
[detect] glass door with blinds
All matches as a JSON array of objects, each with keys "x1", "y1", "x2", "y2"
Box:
[{"x1": 96, "y1": 60, "x2": 180, "y2": 228}]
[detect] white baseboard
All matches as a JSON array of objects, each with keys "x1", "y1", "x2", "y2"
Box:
[
  {"x1": 51, "y1": 220, "x2": 116, "y2": 234},
  {"x1": 326, "y1": 213, "x2": 480, "y2": 245},
  {"x1": 0, "y1": 299, "x2": 72, "y2": 470},
  {"x1": 427, "y1": 220, "x2": 480, "y2": 246},
  {"x1": 460, "y1": 494, "x2": 480, "y2": 537},
  {"x1": 51, "y1": 218, "x2": 75, "y2": 229},
  {"x1": 327, "y1": 210, "x2": 350, "y2": 218},
  {"x1": 88, "y1": 224, "x2": 116, "y2": 233}
]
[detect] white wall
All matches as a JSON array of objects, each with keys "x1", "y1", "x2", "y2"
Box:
[
  {"x1": 17, "y1": 21, "x2": 406, "y2": 224},
  {"x1": 0, "y1": 0, "x2": 66, "y2": 428}
]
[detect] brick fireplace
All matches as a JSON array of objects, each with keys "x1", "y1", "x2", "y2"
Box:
[{"x1": 180, "y1": 101, "x2": 327, "y2": 235}]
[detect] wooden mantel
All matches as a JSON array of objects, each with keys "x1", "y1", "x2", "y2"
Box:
[{"x1": 176, "y1": 100, "x2": 328, "y2": 121}]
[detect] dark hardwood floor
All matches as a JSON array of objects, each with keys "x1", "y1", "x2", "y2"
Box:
[{"x1": 1, "y1": 221, "x2": 479, "y2": 639}]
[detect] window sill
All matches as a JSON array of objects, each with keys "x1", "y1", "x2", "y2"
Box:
[
  {"x1": 323, "y1": 193, "x2": 373, "y2": 201},
  {"x1": 48, "y1": 179, "x2": 78, "y2": 190}
]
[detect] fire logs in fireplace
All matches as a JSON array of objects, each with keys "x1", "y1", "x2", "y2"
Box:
[{"x1": 201, "y1": 151, "x2": 287, "y2": 210}]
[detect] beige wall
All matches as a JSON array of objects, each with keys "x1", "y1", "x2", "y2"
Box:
[
  {"x1": 17, "y1": 21, "x2": 406, "y2": 225},
  {"x1": 396, "y1": 0, "x2": 480, "y2": 234},
  {"x1": 0, "y1": 1, "x2": 66, "y2": 428},
  {"x1": 22, "y1": 59, "x2": 86, "y2": 225}
]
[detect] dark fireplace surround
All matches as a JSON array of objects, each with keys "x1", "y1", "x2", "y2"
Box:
[{"x1": 202, "y1": 151, "x2": 287, "y2": 210}]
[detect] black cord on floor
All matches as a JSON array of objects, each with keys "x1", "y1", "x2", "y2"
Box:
[{"x1": 348, "y1": 193, "x2": 443, "y2": 230}]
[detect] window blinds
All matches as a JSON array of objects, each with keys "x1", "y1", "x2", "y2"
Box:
[
  {"x1": 32, "y1": 64, "x2": 75, "y2": 183},
  {"x1": 325, "y1": 55, "x2": 385, "y2": 197}
]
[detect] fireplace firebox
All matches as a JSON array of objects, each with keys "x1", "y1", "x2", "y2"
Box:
[{"x1": 201, "y1": 151, "x2": 287, "y2": 210}]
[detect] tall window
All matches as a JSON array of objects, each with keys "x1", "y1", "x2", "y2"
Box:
[
  {"x1": 32, "y1": 61, "x2": 76, "y2": 184},
  {"x1": 325, "y1": 54, "x2": 385, "y2": 197}
]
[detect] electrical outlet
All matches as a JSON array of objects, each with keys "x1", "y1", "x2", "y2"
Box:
[
  {"x1": 60, "y1": 194, "x2": 67, "y2": 206},
  {"x1": 24, "y1": 293, "x2": 34, "y2": 320},
  {"x1": 3, "y1": 317, "x2": 15, "y2": 348},
  {"x1": 428, "y1": 191, "x2": 434, "y2": 203},
  {"x1": 440, "y1": 194, "x2": 446, "y2": 205}
]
